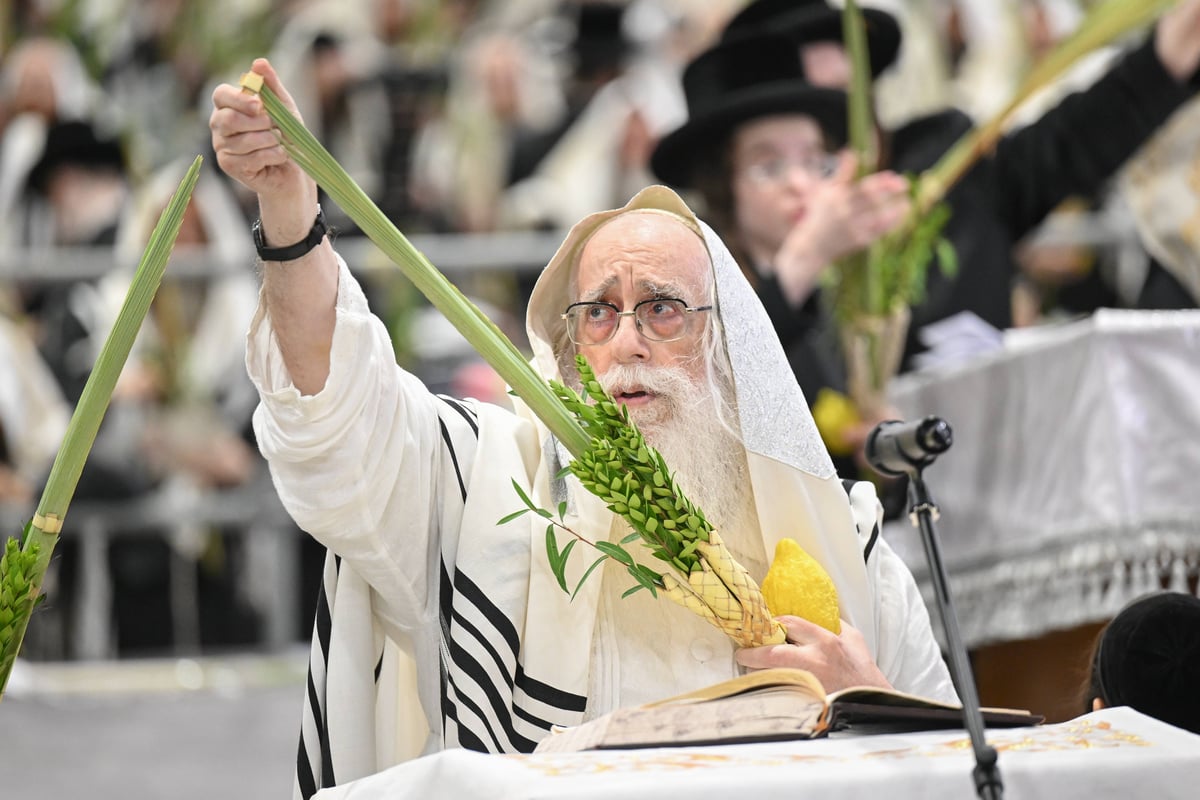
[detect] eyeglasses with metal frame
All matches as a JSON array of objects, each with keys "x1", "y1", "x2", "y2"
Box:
[{"x1": 561, "y1": 298, "x2": 714, "y2": 346}]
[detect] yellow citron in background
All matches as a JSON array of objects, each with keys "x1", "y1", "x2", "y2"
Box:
[
  {"x1": 811, "y1": 388, "x2": 862, "y2": 458},
  {"x1": 761, "y1": 538, "x2": 842, "y2": 634}
]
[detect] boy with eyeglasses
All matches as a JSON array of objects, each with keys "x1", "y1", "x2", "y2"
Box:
[{"x1": 654, "y1": 0, "x2": 1200, "y2": 417}]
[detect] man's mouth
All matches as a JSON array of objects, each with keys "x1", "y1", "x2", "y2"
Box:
[{"x1": 614, "y1": 389, "x2": 653, "y2": 406}]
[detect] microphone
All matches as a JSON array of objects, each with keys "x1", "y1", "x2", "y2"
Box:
[
  {"x1": 865, "y1": 416, "x2": 953, "y2": 477},
  {"x1": 866, "y1": 414, "x2": 1004, "y2": 798}
]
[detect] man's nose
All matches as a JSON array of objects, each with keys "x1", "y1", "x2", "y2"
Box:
[{"x1": 607, "y1": 313, "x2": 650, "y2": 361}]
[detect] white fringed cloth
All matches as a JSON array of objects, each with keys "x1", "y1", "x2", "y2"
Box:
[{"x1": 886, "y1": 310, "x2": 1200, "y2": 648}]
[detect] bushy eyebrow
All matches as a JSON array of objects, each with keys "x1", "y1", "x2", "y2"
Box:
[{"x1": 579, "y1": 275, "x2": 689, "y2": 304}]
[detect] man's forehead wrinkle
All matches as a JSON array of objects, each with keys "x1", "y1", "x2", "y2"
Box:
[
  {"x1": 572, "y1": 210, "x2": 713, "y2": 304},
  {"x1": 579, "y1": 274, "x2": 620, "y2": 302},
  {"x1": 578, "y1": 277, "x2": 688, "y2": 305},
  {"x1": 640, "y1": 278, "x2": 687, "y2": 297}
]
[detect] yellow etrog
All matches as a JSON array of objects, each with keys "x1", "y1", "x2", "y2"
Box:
[
  {"x1": 761, "y1": 538, "x2": 841, "y2": 634},
  {"x1": 811, "y1": 388, "x2": 861, "y2": 458}
]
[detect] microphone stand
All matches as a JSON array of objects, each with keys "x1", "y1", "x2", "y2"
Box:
[
  {"x1": 905, "y1": 469, "x2": 1003, "y2": 800},
  {"x1": 866, "y1": 418, "x2": 1002, "y2": 800}
]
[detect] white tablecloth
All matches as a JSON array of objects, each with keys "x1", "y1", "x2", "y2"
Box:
[
  {"x1": 886, "y1": 309, "x2": 1200, "y2": 647},
  {"x1": 312, "y1": 707, "x2": 1199, "y2": 799}
]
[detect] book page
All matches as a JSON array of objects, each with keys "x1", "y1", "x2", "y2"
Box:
[
  {"x1": 531, "y1": 669, "x2": 1040, "y2": 754},
  {"x1": 641, "y1": 667, "x2": 826, "y2": 707},
  {"x1": 535, "y1": 685, "x2": 827, "y2": 753}
]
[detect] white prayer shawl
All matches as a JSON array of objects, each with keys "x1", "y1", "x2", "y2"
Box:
[
  {"x1": 1119, "y1": 94, "x2": 1200, "y2": 305},
  {"x1": 246, "y1": 187, "x2": 955, "y2": 800}
]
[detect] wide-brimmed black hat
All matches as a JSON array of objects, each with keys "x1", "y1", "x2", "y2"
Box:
[
  {"x1": 571, "y1": 2, "x2": 630, "y2": 79},
  {"x1": 650, "y1": 33, "x2": 847, "y2": 188},
  {"x1": 27, "y1": 120, "x2": 126, "y2": 195},
  {"x1": 722, "y1": 0, "x2": 902, "y2": 77}
]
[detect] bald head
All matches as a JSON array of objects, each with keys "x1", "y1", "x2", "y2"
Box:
[{"x1": 576, "y1": 211, "x2": 711, "y2": 299}]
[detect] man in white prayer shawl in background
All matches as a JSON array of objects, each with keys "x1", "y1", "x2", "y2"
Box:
[{"x1": 210, "y1": 60, "x2": 956, "y2": 800}]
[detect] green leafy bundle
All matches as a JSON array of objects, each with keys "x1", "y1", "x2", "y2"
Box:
[
  {"x1": 0, "y1": 156, "x2": 203, "y2": 699},
  {"x1": 504, "y1": 356, "x2": 785, "y2": 647}
]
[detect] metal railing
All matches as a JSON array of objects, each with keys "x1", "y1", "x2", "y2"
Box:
[
  {"x1": 0, "y1": 215, "x2": 1147, "y2": 662},
  {"x1": 2, "y1": 467, "x2": 299, "y2": 661},
  {"x1": 0, "y1": 230, "x2": 568, "y2": 282}
]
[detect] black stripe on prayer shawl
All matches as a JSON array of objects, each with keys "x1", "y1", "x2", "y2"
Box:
[
  {"x1": 296, "y1": 744, "x2": 316, "y2": 800},
  {"x1": 515, "y1": 666, "x2": 588, "y2": 713},
  {"x1": 454, "y1": 570, "x2": 585, "y2": 712},
  {"x1": 297, "y1": 553, "x2": 339, "y2": 800},
  {"x1": 433, "y1": 415, "x2": 476, "y2": 748},
  {"x1": 442, "y1": 574, "x2": 542, "y2": 751},
  {"x1": 316, "y1": 559, "x2": 336, "y2": 786},
  {"x1": 444, "y1": 570, "x2": 586, "y2": 750},
  {"x1": 438, "y1": 418, "x2": 468, "y2": 502},
  {"x1": 436, "y1": 401, "x2": 517, "y2": 750},
  {"x1": 862, "y1": 521, "x2": 880, "y2": 562},
  {"x1": 449, "y1": 607, "x2": 555, "y2": 738},
  {"x1": 439, "y1": 568, "x2": 506, "y2": 751},
  {"x1": 443, "y1": 693, "x2": 490, "y2": 752},
  {"x1": 445, "y1": 643, "x2": 531, "y2": 751},
  {"x1": 454, "y1": 570, "x2": 520, "y2": 658},
  {"x1": 438, "y1": 560, "x2": 459, "y2": 746},
  {"x1": 437, "y1": 395, "x2": 479, "y2": 435},
  {"x1": 429, "y1": 394, "x2": 584, "y2": 752},
  {"x1": 439, "y1": 562, "x2": 500, "y2": 752},
  {"x1": 841, "y1": 479, "x2": 880, "y2": 562}
]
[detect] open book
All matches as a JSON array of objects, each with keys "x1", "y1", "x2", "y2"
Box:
[{"x1": 534, "y1": 668, "x2": 1042, "y2": 754}]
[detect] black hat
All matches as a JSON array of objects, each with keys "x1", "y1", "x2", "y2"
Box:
[
  {"x1": 571, "y1": 2, "x2": 630, "y2": 79},
  {"x1": 27, "y1": 120, "x2": 125, "y2": 195},
  {"x1": 722, "y1": 0, "x2": 902, "y2": 77},
  {"x1": 1094, "y1": 592, "x2": 1200, "y2": 734},
  {"x1": 650, "y1": 33, "x2": 847, "y2": 188}
]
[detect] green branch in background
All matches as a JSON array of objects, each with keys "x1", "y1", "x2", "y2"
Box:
[
  {"x1": 843, "y1": 0, "x2": 878, "y2": 177},
  {"x1": 826, "y1": 0, "x2": 1172, "y2": 330},
  {"x1": 826, "y1": 2, "x2": 956, "y2": 329},
  {"x1": 918, "y1": 0, "x2": 1178, "y2": 213},
  {"x1": 0, "y1": 156, "x2": 203, "y2": 699},
  {"x1": 240, "y1": 72, "x2": 590, "y2": 460}
]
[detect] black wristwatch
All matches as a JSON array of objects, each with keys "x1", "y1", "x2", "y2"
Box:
[{"x1": 253, "y1": 205, "x2": 327, "y2": 262}]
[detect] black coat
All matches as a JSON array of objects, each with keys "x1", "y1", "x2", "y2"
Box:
[
  {"x1": 893, "y1": 36, "x2": 1199, "y2": 366},
  {"x1": 763, "y1": 34, "x2": 1200, "y2": 392}
]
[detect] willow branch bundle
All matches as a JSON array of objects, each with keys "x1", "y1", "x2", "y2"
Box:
[{"x1": 0, "y1": 156, "x2": 203, "y2": 698}]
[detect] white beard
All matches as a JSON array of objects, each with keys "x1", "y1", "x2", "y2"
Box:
[{"x1": 598, "y1": 362, "x2": 764, "y2": 576}]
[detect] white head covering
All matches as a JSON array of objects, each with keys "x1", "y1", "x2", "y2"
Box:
[
  {"x1": 516, "y1": 185, "x2": 878, "y2": 668},
  {"x1": 1119, "y1": 96, "x2": 1200, "y2": 305}
]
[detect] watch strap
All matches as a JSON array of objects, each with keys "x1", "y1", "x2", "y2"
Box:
[{"x1": 253, "y1": 205, "x2": 327, "y2": 262}]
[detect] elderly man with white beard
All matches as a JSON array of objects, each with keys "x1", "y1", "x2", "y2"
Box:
[{"x1": 210, "y1": 60, "x2": 955, "y2": 800}]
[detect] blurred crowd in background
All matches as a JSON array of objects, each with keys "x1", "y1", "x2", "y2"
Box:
[{"x1": 1, "y1": 0, "x2": 1197, "y2": 661}]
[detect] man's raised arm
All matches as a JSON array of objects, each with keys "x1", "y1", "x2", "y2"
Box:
[{"x1": 210, "y1": 58, "x2": 336, "y2": 396}]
